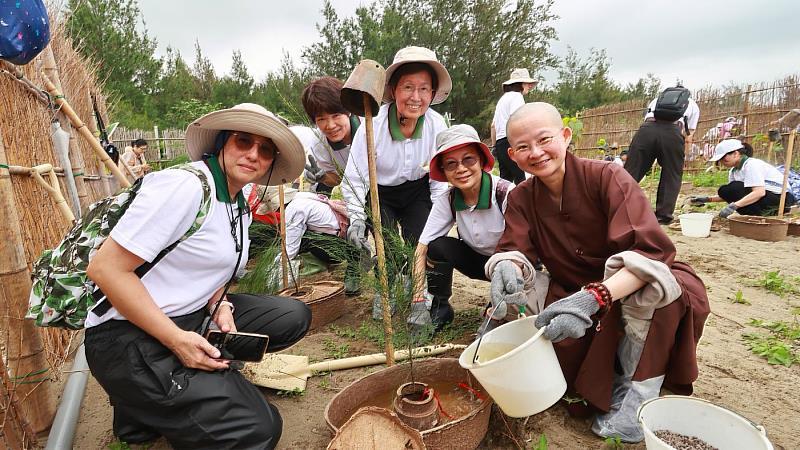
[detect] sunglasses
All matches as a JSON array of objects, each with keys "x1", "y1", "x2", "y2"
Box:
[
  {"x1": 230, "y1": 132, "x2": 278, "y2": 160},
  {"x1": 442, "y1": 155, "x2": 479, "y2": 172}
]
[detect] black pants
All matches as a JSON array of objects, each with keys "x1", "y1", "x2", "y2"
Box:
[
  {"x1": 299, "y1": 231, "x2": 360, "y2": 285},
  {"x1": 625, "y1": 121, "x2": 685, "y2": 223},
  {"x1": 85, "y1": 294, "x2": 311, "y2": 450},
  {"x1": 426, "y1": 236, "x2": 490, "y2": 298},
  {"x1": 314, "y1": 182, "x2": 333, "y2": 195},
  {"x1": 494, "y1": 137, "x2": 525, "y2": 184},
  {"x1": 718, "y1": 181, "x2": 796, "y2": 216}
]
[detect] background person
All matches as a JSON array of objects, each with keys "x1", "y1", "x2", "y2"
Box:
[
  {"x1": 341, "y1": 46, "x2": 451, "y2": 317},
  {"x1": 119, "y1": 138, "x2": 151, "y2": 179},
  {"x1": 691, "y1": 139, "x2": 796, "y2": 217},
  {"x1": 488, "y1": 102, "x2": 709, "y2": 443},
  {"x1": 85, "y1": 103, "x2": 310, "y2": 449},
  {"x1": 409, "y1": 124, "x2": 513, "y2": 334},
  {"x1": 625, "y1": 86, "x2": 700, "y2": 224},
  {"x1": 491, "y1": 68, "x2": 537, "y2": 184},
  {"x1": 300, "y1": 76, "x2": 360, "y2": 195}
]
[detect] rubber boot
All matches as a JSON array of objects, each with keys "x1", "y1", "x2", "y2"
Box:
[{"x1": 430, "y1": 295, "x2": 454, "y2": 332}]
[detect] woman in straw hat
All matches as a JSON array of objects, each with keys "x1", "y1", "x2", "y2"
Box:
[
  {"x1": 408, "y1": 124, "x2": 513, "y2": 334},
  {"x1": 491, "y1": 68, "x2": 538, "y2": 184},
  {"x1": 341, "y1": 45, "x2": 451, "y2": 316},
  {"x1": 85, "y1": 103, "x2": 310, "y2": 449},
  {"x1": 690, "y1": 138, "x2": 796, "y2": 217}
]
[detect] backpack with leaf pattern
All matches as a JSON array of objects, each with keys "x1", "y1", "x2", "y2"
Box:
[{"x1": 26, "y1": 164, "x2": 212, "y2": 329}]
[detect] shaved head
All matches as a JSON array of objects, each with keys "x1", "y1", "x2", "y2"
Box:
[{"x1": 507, "y1": 102, "x2": 563, "y2": 133}]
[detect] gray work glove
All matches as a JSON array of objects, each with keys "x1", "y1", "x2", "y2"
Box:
[
  {"x1": 304, "y1": 155, "x2": 326, "y2": 184},
  {"x1": 346, "y1": 218, "x2": 371, "y2": 253},
  {"x1": 489, "y1": 260, "x2": 526, "y2": 319},
  {"x1": 718, "y1": 203, "x2": 737, "y2": 219},
  {"x1": 689, "y1": 196, "x2": 710, "y2": 206},
  {"x1": 534, "y1": 290, "x2": 600, "y2": 342},
  {"x1": 407, "y1": 300, "x2": 432, "y2": 330}
]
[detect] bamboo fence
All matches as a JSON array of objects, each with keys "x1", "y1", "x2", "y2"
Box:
[
  {"x1": 573, "y1": 74, "x2": 800, "y2": 169},
  {"x1": 113, "y1": 127, "x2": 187, "y2": 169},
  {"x1": 0, "y1": 13, "x2": 113, "y2": 447}
]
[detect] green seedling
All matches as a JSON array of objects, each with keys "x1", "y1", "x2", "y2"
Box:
[
  {"x1": 604, "y1": 436, "x2": 625, "y2": 449},
  {"x1": 742, "y1": 317, "x2": 800, "y2": 367},
  {"x1": 532, "y1": 433, "x2": 548, "y2": 450},
  {"x1": 322, "y1": 338, "x2": 350, "y2": 359},
  {"x1": 561, "y1": 395, "x2": 588, "y2": 406},
  {"x1": 730, "y1": 290, "x2": 751, "y2": 305},
  {"x1": 328, "y1": 324, "x2": 357, "y2": 339},
  {"x1": 755, "y1": 271, "x2": 798, "y2": 297},
  {"x1": 276, "y1": 387, "x2": 305, "y2": 398}
]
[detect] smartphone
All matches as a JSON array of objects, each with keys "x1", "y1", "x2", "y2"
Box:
[{"x1": 205, "y1": 330, "x2": 270, "y2": 362}]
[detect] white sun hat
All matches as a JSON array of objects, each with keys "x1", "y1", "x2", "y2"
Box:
[
  {"x1": 502, "y1": 68, "x2": 537, "y2": 86},
  {"x1": 709, "y1": 139, "x2": 744, "y2": 162},
  {"x1": 383, "y1": 46, "x2": 452, "y2": 105},
  {"x1": 185, "y1": 103, "x2": 305, "y2": 185}
]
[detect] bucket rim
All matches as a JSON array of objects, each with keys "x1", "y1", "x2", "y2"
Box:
[
  {"x1": 678, "y1": 212, "x2": 713, "y2": 219},
  {"x1": 637, "y1": 395, "x2": 769, "y2": 438},
  {"x1": 459, "y1": 316, "x2": 547, "y2": 369}
]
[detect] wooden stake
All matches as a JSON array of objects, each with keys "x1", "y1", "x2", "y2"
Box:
[
  {"x1": 278, "y1": 184, "x2": 289, "y2": 289},
  {"x1": 778, "y1": 129, "x2": 796, "y2": 218},
  {"x1": 28, "y1": 164, "x2": 76, "y2": 223},
  {"x1": 364, "y1": 94, "x2": 395, "y2": 366},
  {"x1": 0, "y1": 129, "x2": 56, "y2": 433},
  {"x1": 766, "y1": 141, "x2": 775, "y2": 165},
  {"x1": 40, "y1": 74, "x2": 131, "y2": 188},
  {"x1": 42, "y1": 46, "x2": 90, "y2": 212}
]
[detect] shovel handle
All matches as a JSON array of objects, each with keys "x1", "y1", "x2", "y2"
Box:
[{"x1": 307, "y1": 344, "x2": 465, "y2": 372}]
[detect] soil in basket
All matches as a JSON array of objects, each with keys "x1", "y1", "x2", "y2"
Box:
[{"x1": 653, "y1": 430, "x2": 718, "y2": 450}]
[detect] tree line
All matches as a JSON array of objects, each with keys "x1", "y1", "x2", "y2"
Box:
[{"x1": 67, "y1": 0, "x2": 662, "y2": 133}]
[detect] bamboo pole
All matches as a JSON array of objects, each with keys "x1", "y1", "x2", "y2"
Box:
[
  {"x1": 0, "y1": 129, "x2": 57, "y2": 434},
  {"x1": 278, "y1": 184, "x2": 289, "y2": 289},
  {"x1": 42, "y1": 46, "x2": 90, "y2": 211},
  {"x1": 766, "y1": 141, "x2": 775, "y2": 165},
  {"x1": 363, "y1": 94, "x2": 394, "y2": 366},
  {"x1": 778, "y1": 129, "x2": 796, "y2": 218},
  {"x1": 40, "y1": 74, "x2": 131, "y2": 188},
  {"x1": 27, "y1": 164, "x2": 76, "y2": 223}
]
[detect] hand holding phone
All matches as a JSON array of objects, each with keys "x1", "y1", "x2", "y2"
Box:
[{"x1": 205, "y1": 330, "x2": 270, "y2": 362}]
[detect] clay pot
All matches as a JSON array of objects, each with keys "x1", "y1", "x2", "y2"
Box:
[
  {"x1": 278, "y1": 280, "x2": 345, "y2": 331},
  {"x1": 728, "y1": 215, "x2": 788, "y2": 242},
  {"x1": 393, "y1": 382, "x2": 439, "y2": 430}
]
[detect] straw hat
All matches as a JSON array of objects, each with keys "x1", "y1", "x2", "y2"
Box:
[
  {"x1": 257, "y1": 185, "x2": 298, "y2": 213},
  {"x1": 185, "y1": 103, "x2": 305, "y2": 185},
  {"x1": 429, "y1": 124, "x2": 494, "y2": 182},
  {"x1": 383, "y1": 46, "x2": 452, "y2": 105},
  {"x1": 709, "y1": 139, "x2": 743, "y2": 162},
  {"x1": 502, "y1": 68, "x2": 537, "y2": 86}
]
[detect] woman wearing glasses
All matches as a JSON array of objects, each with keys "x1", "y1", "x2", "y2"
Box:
[
  {"x1": 85, "y1": 103, "x2": 310, "y2": 449},
  {"x1": 341, "y1": 46, "x2": 451, "y2": 317},
  {"x1": 407, "y1": 124, "x2": 513, "y2": 333}
]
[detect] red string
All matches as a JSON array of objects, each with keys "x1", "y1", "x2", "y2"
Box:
[
  {"x1": 432, "y1": 390, "x2": 454, "y2": 420},
  {"x1": 457, "y1": 382, "x2": 486, "y2": 400}
]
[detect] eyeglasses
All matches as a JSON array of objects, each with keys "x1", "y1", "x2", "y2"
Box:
[
  {"x1": 230, "y1": 132, "x2": 278, "y2": 160},
  {"x1": 397, "y1": 84, "x2": 433, "y2": 97},
  {"x1": 442, "y1": 155, "x2": 479, "y2": 172}
]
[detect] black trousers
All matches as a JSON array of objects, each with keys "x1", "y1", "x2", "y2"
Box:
[
  {"x1": 85, "y1": 294, "x2": 311, "y2": 450},
  {"x1": 426, "y1": 236, "x2": 490, "y2": 298},
  {"x1": 718, "y1": 181, "x2": 796, "y2": 216},
  {"x1": 625, "y1": 121, "x2": 685, "y2": 223},
  {"x1": 494, "y1": 137, "x2": 525, "y2": 184},
  {"x1": 314, "y1": 182, "x2": 333, "y2": 195},
  {"x1": 299, "y1": 231, "x2": 360, "y2": 284}
]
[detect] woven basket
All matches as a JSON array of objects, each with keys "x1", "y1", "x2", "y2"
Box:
[
  {"x1": 279, "y1": 280, "x2": 345, "y2": 331},
  {"x1": 728, "y1": 215, "x2": 788, "y2": 242},
  {"x1": 787, "y1": 219, "x2": 800, "y2": 236}
]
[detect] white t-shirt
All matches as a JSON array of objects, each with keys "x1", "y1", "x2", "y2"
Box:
[
  {"x1": 290, "y1": 125, "x2": 318, "y2": 163},
  {"x1": 342, "y1": 103, "x2": 448, "y2": 222},
  {"x1": 85, "y1": 161, "x2": 250, "y2": 327},
  {"x1": 418, "y1": 175, "x2": 513, "y2": 256},
  {"x1": 645, "y1": 97, "x2": 700, "y2": 131},
  {"x1": 729, "y1": 157, "x2": 785, "y2": 195},
  {"x1": 492, "y1": 91, "x2": 525, "y2": 140},
  {"x1": 308, "y1": 128, "x2": 352, "y2": 175},
  {"x1": 281, "y1": 193, "x2": 340, "y2": 259}
]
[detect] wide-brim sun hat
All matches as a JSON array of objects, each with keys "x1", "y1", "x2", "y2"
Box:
[
  {"x1": 709, "y1": 138, "x2": 744, "y2": 162},
  {"x1": 429, "y1": 124, "x2": 494, "y2": 182},
  {"x1": 383, "y1": 46, "x2": 452, "y2": 105},
  {"x1": 502, "y1": 68, "x2": 538, "y2": 86},
  {"x1": 185, "y1": 103, "x2": 305, "y2": 186},
  {"x1": 257, "y1": 185, "x2": 298, "y2": 213}
]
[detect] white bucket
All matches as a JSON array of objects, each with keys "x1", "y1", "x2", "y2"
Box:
[
  {"x1": 637, "y1": 396, "x2": 774, "y2": 450},
  {"x1": 678, "y1": 213, "x2": 713, "y2": 237},
  {"x1": 458, "y1": 316, "x2": 566, "y2": 418}
]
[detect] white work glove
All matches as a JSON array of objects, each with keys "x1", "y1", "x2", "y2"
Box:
[
  {"x1": 489, "y1": 260, "x2": 526, "y2": 319},
  {"x1": 407, "y1": 299, "x2": 432, "y2": 330},
  {"x1": 346, "y1": 218, "x2": 372, "y2": 253},
  {"x1": 304, "y1": 155, "x2": 326, "y2": 184}
]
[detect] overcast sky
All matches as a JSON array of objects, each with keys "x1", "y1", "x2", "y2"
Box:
[{"x1": 136, "y1": 0, "x2": 798, "y2": 91}]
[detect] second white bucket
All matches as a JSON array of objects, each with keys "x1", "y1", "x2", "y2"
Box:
[
  {"x1": 459, "y1": 316, "x2": 566, "y2": 418},
  {"x1": 679, "y1": 213, "x2": 713, "y2": 237}
]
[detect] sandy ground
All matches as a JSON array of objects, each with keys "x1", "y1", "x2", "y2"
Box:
[{"x1": 70, "y1": 202, "x2": 800, "y2": 449}]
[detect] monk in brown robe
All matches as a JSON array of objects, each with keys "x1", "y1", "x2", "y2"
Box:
[{"x1": 484, "y1": 102, "x2": 709, "y2": 442}]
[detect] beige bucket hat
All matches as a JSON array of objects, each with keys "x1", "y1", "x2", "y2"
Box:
[
  {"x1": 429, "y1": 124, "x2": 494, "y2": 182},
  {"x1": 502, "y1": 68, "x2": 537, "y2": 86},
  {"x1": 383, "y1": 46, "x2": 452, "y2": 105},
  {"x1": 185, "y1": 103, "x2": 305, "y2": 185}
]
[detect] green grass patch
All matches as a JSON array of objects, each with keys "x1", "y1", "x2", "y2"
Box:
[
  {"x1": 684, "y1": 170, "x2": 728, "y2": 188},
  {"x1": 743, "y1": 317, "x2": 800, "y2": 367},
  {"x1": 321, "y1": 338, "x2": 350, "y2": 359},
  {"x1": 753, "y1": 271, "x2": 799, "y2": 297}
]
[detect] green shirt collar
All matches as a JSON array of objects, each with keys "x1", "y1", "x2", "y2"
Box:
[
  {"x1": 453, "y1": 172, "x2": 491, "y2": 211},
  {"x1": 734, "y1": 154, "x2": 748, "y2": 171},
  {"x1": 205, "y1": 155, "x2": 246, "y2": 208},
  {"x1": 388, "y1": 103, "x2": 425, "y2": 141},
  {"x1": 330, "y1": 115, "x2": 361, "y2": 150}
]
